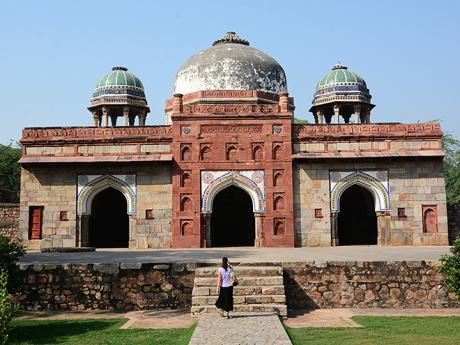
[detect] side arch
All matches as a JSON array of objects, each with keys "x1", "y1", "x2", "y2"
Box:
[
  {"x1": 78, "y1": 175, "x2": 136, "y2": 215},
  {"x1": 330, "y1": 171, "x2": 390, "y2": 212},
  {"x1": 201, "y1": 172, "x2": 265, "y2": 213}
]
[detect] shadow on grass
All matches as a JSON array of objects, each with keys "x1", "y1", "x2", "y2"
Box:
[{"x1": 9, "y1": 318, "x2": 124, "y2": 344}]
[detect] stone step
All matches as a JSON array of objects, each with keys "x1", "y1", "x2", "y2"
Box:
[
  {"x1": 192, "y1": 294, "x2": 286, "y2": 306},
  {"x1": 192, "y1": 285, "x2": 285, "y2": 297},
  {"x1": 194, "y1": 276, "x2": 284, "y2": 287},
  {"x1": 195, "y1": 266, "x2": 283, "y2": 277},
  {"x1": 191, "y1": 304, "x2": 288, "y2": 317}
]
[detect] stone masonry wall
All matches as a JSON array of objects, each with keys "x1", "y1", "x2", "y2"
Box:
[
  {"x1": 17, "y1": 263, "x2": 194, "y2": 311},
  {"x1": 17, "y1": 261, "x2": 457, "y2": 311},
  {"x1": 0, "y1": 203, "x2": 20, "y2": 241},
  {"x1": 294, "y1": 158, "x2": 448, "y2": 246},
  {"x1": 20, "y1": 163, "x2": 172, "y2": 250},
  {"x1": 284, "y1": 261, "x2": 458, "y2": 309}
]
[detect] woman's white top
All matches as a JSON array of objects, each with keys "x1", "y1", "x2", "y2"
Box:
[{"x1": 218, "y1": 266, "x2": 232, "y2": 288}]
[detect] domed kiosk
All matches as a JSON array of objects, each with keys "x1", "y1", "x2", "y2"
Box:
[
  {"x1": 166, "y1": 32, "x2": 294, "y2": 123},
  {"x1": 88, "y1": 66, "x2": 150, "y2": 127},
  {"x1": 310, "y1": 64, "x2": 374, "y2": 124}
]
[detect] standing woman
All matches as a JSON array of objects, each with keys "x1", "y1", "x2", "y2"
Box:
[{"x1": 215, "y1": 257, "x2": 233, "y2": 318}]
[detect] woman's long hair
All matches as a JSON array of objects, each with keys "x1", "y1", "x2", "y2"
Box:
[{"x1": 221, "y1": 257, "x2": 228, "y2": 271}]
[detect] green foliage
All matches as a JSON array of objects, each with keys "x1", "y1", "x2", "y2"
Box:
[
  {"x1": 293, "y1": 117, "x2": 309, "y2": 124},
  {"x1": 440, "y1": 237, "x2": 460, "y2": 301},
  {"x1": 9, "y1": 318, "x2": 196, "y2": 345},
  {"x1": 443, "y1": 133, "x2": 460, "y2": 205},
  {"x1": 285, "y1": 316, "x2": 460, "y2": 345},
  {"x1": 0, "y1": 236, "x2": 25, "y2": 293},
  {"x1": 0, "y1": 144, "x2": 21, "y2": 203},
  {"x1": 0, "y1": 270, "x2": 20, "y2": 345}
]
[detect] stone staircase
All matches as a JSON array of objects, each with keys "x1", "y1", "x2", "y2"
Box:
[{"x1": 191, "y1": 266, "x2": 287, "y2": 318}]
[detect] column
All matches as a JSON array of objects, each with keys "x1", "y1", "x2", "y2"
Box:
[
  {"x1": 139, "y1": 109, "x2": 147, "y2": 126},
  {"x1": 365, "y1": 108, "x2": 371, "y2": 123},
  {"x1": 354, "y1": 105, "x2": 361, "y2": 124},
  {"x1": 110, "y1": 114, "x2": 117, "y2": 127},
  {"x1": 254, "y1": 212, "x2": 263, "y2": 247},
  {"x1": 92, "y1": 111, "x2": 99, "y2": 127},
  {"x1": 333, "y1": 104, "x2": 340, "y2": 124},
  {"x1": 330, "y1": 212, "x2": 339, "y2": 246},
  {"x1": 129, "y1": 114, "x2": 136, "y2": 126},
  {"x1": 102, "y1": 107, "x2": 109, "y2": 127},
  {"x1": 123, "y1": 107, "x2": 130, "y2": 126},
  {"x1": 316, "y1": 110, "x2": 324, "y2": 124}
]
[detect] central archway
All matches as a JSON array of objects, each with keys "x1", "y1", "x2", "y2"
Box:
[
  {"x1": 210, "y1": 186, "x2": 255, "y2": 247},
  {"x1": 89, "y1": 187, "x2": 129, "y2": 248},
  {"x1": 337, "y1": 184, "x2": 377, "y2": 245}
]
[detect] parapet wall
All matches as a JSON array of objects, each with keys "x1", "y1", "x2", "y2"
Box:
[
  {"x1": 16, "y1": 261, "x2": 458, "y2": 311},
  {"x1": 17, "y1": 263, "x2": 195, "y2": 311},
  {"x1": 284, "y1": 261, "x2": 458, "y2": 309}
]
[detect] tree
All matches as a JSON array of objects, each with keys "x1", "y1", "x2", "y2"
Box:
[
  {"x1": 443, "y1": 133, "x2": 460, "y2": 205},
  {"x1": 293, "y1": 117, "x2": 309, "y2": 124},
  {"x1": 0, "y1": 144, "x2": 21, "y2": 203},
  {"x1": 0, "y1": 236, "x2": 25, "y2": 292},
  {"x1": 0, "y1": 270, "x2": 19, "y2": 345},
  {"x1": 440, "y1": 237, "x2": 460, "y2": 301}
]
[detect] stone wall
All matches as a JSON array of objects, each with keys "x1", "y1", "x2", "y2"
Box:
[
  {"x1": 0, "y1": 203, "x2": 20, "y2": 241},
  {"x1": 294, "y1": 158, "x2": 448, "y2": 246},
  {"x1": 17, "y1": 263, "x2": 194, "y2": 311},
  {"x1": 284, "y1": 261, "x2": 458, "y2": 309},
  {"x1": 17, "y1": 261, "x2": 457, "y2": 311},
  {"x1": 20, "y1": 163, "x2": 172, "y2": 250},
  {"x1": 448, "y1": 203, "x2": 460, "y2": 244}
]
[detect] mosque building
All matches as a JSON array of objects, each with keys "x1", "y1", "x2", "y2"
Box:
[{"x1": 19, "y1": 32, "x2": 448, "y2": 249}]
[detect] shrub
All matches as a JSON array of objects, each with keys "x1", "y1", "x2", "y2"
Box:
[
  {"x1": 440, "y1": 237, "x2": 460, "y2": 301},
  {"x1": 0, "y1": 270, "x2": 19, "y2": 345},
  {"x1": 0, "y1": 236, "x2": 25, "y2": 292}
]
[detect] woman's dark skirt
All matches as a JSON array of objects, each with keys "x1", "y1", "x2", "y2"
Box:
[{"x1": 215, "y1": 286, "x2": 233, "y2": 312}]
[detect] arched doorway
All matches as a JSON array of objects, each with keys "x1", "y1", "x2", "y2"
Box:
[
  {"x1": 338, "y1": 184, "x2": 377, "y2": 245},
  {"x1": 89, "y1": 187, "x2": 129, "y2": 248},
  {"x1": 210, "y1": 186, "x2": 255, "y2": 247}
]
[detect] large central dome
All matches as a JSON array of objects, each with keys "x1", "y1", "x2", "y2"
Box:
[{"x1": 173, "y1": 32, "x2": 288, "y2": 95}]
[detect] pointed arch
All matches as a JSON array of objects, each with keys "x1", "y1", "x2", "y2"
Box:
[
  {"x1": 330, "y1": 171, "x2": 389, "y2": 212},
  {"x1": 201, "y1": 171, "x2": 265, "y2": 213},
  {"x1": 78, "y1": 175, "x2": 136, "y2": 215}
]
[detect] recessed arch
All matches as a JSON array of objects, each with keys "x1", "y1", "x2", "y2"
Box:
[
  {"x1": 201, "y1": 171, "x2": 265, "y2": 213},
  {"x1": 330, "y1": 171, "x2": 389, "y2": 212},
  {"x1": 78, "y1": 175, "x2": 136, "y2": 215}
]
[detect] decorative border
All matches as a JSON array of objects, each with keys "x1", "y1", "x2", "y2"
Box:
[
  {"x1": 77, "y1": 174, "x2": 136, "y2": 215},
  {"x1": 201, "y1": 170, "x2": 265, "y2": 213},
  {"x1": 329, "y1": 170, "x2": 390, "y2": 212}
]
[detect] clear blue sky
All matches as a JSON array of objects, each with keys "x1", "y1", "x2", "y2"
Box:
[{"x1": 0, "y1": 0, "x2": 459, "y2": 144}]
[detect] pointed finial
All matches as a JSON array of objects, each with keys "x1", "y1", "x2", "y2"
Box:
[{"x1": 212, "y1": 32, "x2": 250, "y2": 46}]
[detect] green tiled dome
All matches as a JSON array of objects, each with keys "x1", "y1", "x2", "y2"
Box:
[
  {"x1": 317, "y1": 64, "x2": 365, "y2": 88},
  {"x1": 89, "y1": 66, "x2": 149, "y2": 113},
  {"x1": 96, "y1": 66, "x2": 144, "y2": 89},
  {"x1": 312, "y1": 64, "x2": 371, "y2": 105}
]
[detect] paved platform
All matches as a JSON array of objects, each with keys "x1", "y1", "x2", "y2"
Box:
[
  {"x1": 189, "y1": 313, "x2": 292, "y2": 345},
  {"x1": 20, "y1": 245, "x2": 451, "y2": 264}
]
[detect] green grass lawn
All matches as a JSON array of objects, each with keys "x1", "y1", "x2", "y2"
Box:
[
  {"x1": 285, "y1": 316, "x2": 460, "y2": 345},
  {"x1": 8, "y1": 318, "x2": 195, "y2": 345}
]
